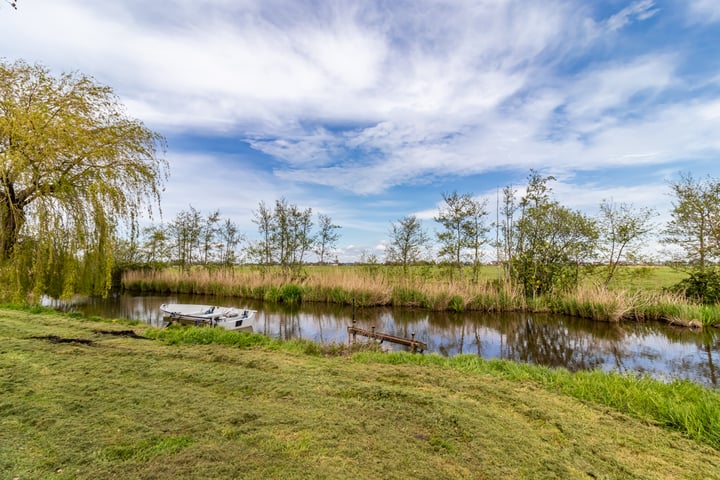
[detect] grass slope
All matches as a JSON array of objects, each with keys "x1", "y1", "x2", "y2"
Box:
[{"x1": 2, "y1": 308, "x2": 719, "y2": 479}]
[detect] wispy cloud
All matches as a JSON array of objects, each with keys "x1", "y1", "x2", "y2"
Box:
[{"x1": 606, "y1": 0, "x2": 659, "y2": 31}]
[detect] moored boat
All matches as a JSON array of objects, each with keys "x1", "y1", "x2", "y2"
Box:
[{"x1": 159, "y1": 303, "x2": 256, "y2": 332}]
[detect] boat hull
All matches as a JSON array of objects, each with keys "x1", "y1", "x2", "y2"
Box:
[{"x1": 159, "y1": 304, "x2": 256, "y2": 332}]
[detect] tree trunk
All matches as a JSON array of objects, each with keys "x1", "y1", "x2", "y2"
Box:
[{"x1": 0, "y1": 201, "x2": 23, "y2": 260}]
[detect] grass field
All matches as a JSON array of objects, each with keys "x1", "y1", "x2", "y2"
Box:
[{"x1": 2, "y1": 307, "x2": 720, "y2": 479}]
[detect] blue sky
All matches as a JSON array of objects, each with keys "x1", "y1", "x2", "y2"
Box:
[{"x1": 2, "y1": 0, "x2": 720, "y2": 262}]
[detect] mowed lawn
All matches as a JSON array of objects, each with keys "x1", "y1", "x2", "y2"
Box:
[{"x1": 1, "y1": 308, "x2": 719, "y2": 480}]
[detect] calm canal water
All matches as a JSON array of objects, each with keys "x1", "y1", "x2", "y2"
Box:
[{"x1": 55, "y1": 293, "x2": 720, "y2": 388}]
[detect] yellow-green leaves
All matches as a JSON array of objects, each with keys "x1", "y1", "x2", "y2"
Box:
[{"x1": 0, "y1": 60, "x2": 167, "y2": 300}]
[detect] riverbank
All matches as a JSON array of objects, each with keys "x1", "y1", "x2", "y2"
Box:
[
  {"x1": 2, "y1": 307, "x2": 720, "y2": 479},
  {"x1": 122, "y1": 265, "x2": 720, "y2": 327}
]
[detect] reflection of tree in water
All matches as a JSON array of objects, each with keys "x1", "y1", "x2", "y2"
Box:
[
  {"x1": 664, "y1": 329, "x2": 720, "y2": 387},
  {"x1": 426, "y1": 311, "x2": 634, "y2": 372},
  {"x1": 503, "y1": 315, "x2": 608, "y2": 371},
  {"x1": 703, "y1": 331, "x2": 720, "y2": 386},
  {"x1": 259, "y1": 305, "x2": 303, "y2": 340}
]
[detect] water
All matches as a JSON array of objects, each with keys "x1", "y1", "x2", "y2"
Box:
[{"x1": 51, "y1": 293, "x2": 720, "y2": 388}]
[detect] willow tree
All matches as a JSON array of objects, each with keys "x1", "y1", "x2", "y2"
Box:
[{"x1": 0, "y1": 60, "x2": 167, "y2": 299}]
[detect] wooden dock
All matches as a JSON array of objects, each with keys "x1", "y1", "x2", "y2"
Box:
[{"x1": 347, "y1": 324, "x2": 427, "y2": 353}]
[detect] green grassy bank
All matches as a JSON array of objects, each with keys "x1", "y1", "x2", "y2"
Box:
[{"x1": 2, "y1": 307, "x2": 720, "y2": 479}]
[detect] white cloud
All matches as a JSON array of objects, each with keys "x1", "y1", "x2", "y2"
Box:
[
  {"x1": 607, "y1": 0, "x2": 659, "y2": 31},
  {"x1": 560, "y1": 55, "x2": 676, "y2": 123},
  {"x1": 686, "y1": 0, "x2": 720, "y2": 23}
]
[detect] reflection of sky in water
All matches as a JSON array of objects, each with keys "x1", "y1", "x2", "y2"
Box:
[{"x1": 60, "y1": 294, "x2": 720, "y2": 389}]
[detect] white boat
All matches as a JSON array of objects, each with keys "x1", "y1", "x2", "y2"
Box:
[{"x1": 159, "y1": 303, "x2": 256, "y2": 332}]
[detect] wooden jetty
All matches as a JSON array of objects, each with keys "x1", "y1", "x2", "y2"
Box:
[{"x1": 347, "y1": 324, "x2": 427, "y2": 353}]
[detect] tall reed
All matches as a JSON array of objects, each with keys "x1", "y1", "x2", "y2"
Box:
[{"x1": 122, "y1": 266, "x2": 719, "y2": 327}]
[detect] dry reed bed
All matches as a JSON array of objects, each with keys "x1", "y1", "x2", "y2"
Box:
[{"x1": 122, "y1": 267, "x2": 720, "y2": 326}]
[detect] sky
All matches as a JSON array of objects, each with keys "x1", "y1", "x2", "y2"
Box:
[{"x1": 2, "y1": 0, "x2": 720, "y2": 262}]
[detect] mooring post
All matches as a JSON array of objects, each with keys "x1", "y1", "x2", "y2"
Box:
[
  {"x1": 347, "y1": 321, "x2": 357, "y2": 345},
  {"x1": 411, "y1": 332, "x2": 416, "y2": 353}
]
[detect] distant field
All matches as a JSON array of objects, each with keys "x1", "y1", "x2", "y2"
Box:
[{"x1": 581, "y1": 265, "x2": 688, "y2": 292}]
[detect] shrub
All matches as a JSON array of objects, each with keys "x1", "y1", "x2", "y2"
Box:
[{"x1": 671, "y1": 268, "x2": 720, "y2": 304}]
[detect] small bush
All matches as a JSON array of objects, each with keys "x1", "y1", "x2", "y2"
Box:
[{"x1": 671, "y1": 269, "x2": 720, "y2": 304}]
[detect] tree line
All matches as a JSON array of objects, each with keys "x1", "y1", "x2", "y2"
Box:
[
  {"x1": 382, "y1": 170, "x2": 720, "y2": 302},
  {"x1": 383, "y1": 170, "x2": 653, "y2": 297},
  {"x1": 118, "y1": 199, "x2": 342, "y2": 272},
  {"x1": 384, "y1": 170, "x2": 720, "y2": 302},
  {"x1": 114, "y1": 168, "x2": 720, "y2": 305}
]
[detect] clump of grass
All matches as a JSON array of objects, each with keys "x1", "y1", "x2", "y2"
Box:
[
  {"x1": 144, "y1": 325, "x2": 275, "y2": 348},
  {"x1": 391, "y1": 287, "x2": 429, "y2": 308},
  {"x1": 279, "y1": 284, "x2": 303, "y2": 304},
  {"x1": 264, "y1": 286, "x2": 280, "y2": 303},
  {"x1": 552, "y1": 285, "x2": 634, "y2": 322},
  {"x1": 96, "y1": 435, "x2": 193, "y2": 463},
  {"x1": 144, "y1": 325, "x2": 381, "y2": 357},
  {"x1": 564, "y1": 371, "x2": 720, "y2": 447},
  {"x1": 448, "y1": 295, "x2": 465, "y2": 312},
  {"x1": 697, "y1": 304, "x2": 720, "y2": 326}
]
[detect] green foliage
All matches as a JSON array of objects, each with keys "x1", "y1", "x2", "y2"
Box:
[
  {"x1": 145, "y1": 324, "x2": 275, "y2": 348},
  {"x1": 434, "y1": 191, "x2": 489, "y2": 282},
  {"x1": 264, "y1": 286, "x2": 281, "y2": 303},
  {"x1": 314, "y1": 213, "x2": 341, "y2": 264},
  {"x1": 248, "y1": 198, "x2": 316, "y2": 270},
  {"x1": 597, "y1": 200, "x2": 656, "y2": 286},
  {"x1": 0, "y1": 60, "x2": 167, "y2": 300},
  {"x1": 507, "y1": 171, "x2": 598, "y2": 297},
  {"x1": 391, "y1": 286, "x2": 429, "y2": 307},
  {"x1": 448, "y1": 295, "x2": 465, "y2": 312},
  {"x1": 664, "y1": 173, "x2": 720, "y2": 268},
  {"x1": 278, "y1": 283, "x2": 303, "y2": 304},
  {"x1": 671, "y1": 268, "x2": 720, "y2": 305},
  {"x1": 260, "y1": 284, "x2": 304, "y2": 304},
  {"x1": 386, "y1": 215, "x2": 429, "y2": 275}
]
